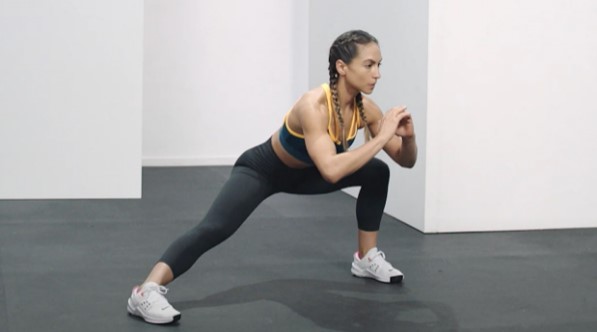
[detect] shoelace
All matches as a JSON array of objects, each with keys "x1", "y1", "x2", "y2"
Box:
[
  {"x1": 370, "y1": 250, "x2": 394, "y2": 270},
  {"x1": 370, "y1": 250, "x2": 386, "y2": 261},
  {"x1": 155, "y1": 285, "x2": 169, "y2": 295},
  {"x1": 142, "y1": 284, "x2": 169, "y2": 300}
]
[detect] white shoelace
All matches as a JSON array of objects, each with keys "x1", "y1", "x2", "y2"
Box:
[
  {"x1": 142, "y1": 284, "x2": 170, "y2": 304},
  {"x1": 370, "y1": 250, "x2": 394, "y2": 270},
  {"x1": 142, "y1": 282, "x2": 168, "y2": 294},
  {"x1": 155, "y1": 285, "x2": 169, "y2": 295}
]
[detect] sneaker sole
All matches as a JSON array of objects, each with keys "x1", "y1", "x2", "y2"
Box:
[
  {"x1": 127, "y1": 299, "x2": 181, "y2": 325},
  {"x1": 352, "y1": 272, "x2": 404, "y2": 284},
  {"x1": 351, "y1": 265, "x2": 404, "y2": 284}
]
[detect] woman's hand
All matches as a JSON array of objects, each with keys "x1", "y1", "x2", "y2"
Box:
[
  {"x1": 378, "y1": 106, "x2": 410, "y2": 141},
  {"x1": 395, "y1": 109, "x2": 415, "y2": 139}
]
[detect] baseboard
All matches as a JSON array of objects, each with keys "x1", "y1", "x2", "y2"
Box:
[{"x1": 142, "y1": 156, "x2": 237, "y2": 167}]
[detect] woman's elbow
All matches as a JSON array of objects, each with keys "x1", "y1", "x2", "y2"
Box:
[
  {"x1": 318, "y1": 165, "x2": 343, "y2": 184},
  {"x1": 399, "y1": 159, "x2": 417, "y2": 169},
  {"x1": 321, "y1": 171, "x2": 342, "y2": 184}
]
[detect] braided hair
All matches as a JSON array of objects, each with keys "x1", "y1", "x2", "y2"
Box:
[{"x1": 328, "y1": 30, "x2": 377, "y2": 149}]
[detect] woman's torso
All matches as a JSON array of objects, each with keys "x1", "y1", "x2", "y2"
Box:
[{"x1": 271, "y1": 84, "x2": 363, "y2": 168}]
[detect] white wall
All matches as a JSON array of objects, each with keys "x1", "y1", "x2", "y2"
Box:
[
  {"x1": 308, "y1": 0, "x2": 429, "y2": 230},
  {"x1": 426, "y1": 0, "x2": 597, "y2": 232},
  {"x1": 143, "y1": 0, "x2": 309, "y2": 166},
  {"x1": 0, "y1": 0, "x2": 143, "y2": 199}
]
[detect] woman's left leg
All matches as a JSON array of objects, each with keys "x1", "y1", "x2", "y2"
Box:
[
  {"x1": 286, "y1": 157, "x2": 390, "y2": 239},
  {"x1": 282, "y1": 158, "x2": 402, "y2": 283}
]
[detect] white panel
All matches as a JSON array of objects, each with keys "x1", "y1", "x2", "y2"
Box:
[
  {"x1": 426, "y1": 0, "x2": 597, "y2": 232},
  {"x1": 308, "y1": 0, "x2": 429, "y2": 230},
  {"x1": 143, "y1": 0, "x2": 309, "y2": 165},
  {"x1": 0, "y1": 0, "x2": 142, "y2": 199}
]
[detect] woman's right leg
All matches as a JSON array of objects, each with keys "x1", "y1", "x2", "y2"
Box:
[
  {"x1": 128, "y1": 138, "x2": 281, "y2": 324},
  {"x1": 150, "y1": 166, "x2": 275, "y2": 285},
  {"x1": 144, "y1": 262, "x2": 174, "y2": 286},
  {"x1": 128, "y1": 166, "x2": 275, "y2": 324}
]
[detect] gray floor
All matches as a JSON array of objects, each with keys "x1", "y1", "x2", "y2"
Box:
[{"x1": 1, "y1": 166, "x2": 596, "y2": 332}]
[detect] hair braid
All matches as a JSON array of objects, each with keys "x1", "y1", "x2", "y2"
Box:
[
  {"x1": 355, "y1": 93, "x2": 371, "y2": 142},
  {"x1": 330, "y1": 77, "x2": 348, "y2": 150}
]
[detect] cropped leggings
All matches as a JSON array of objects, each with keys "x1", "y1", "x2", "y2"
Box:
[{"x1": 160, "y1": 139, "x2": 390, "y2": 279}]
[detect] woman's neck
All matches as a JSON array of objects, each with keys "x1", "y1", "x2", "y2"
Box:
[{"x1": 335, "y1": 80, "x2": 358, "y2": 108}]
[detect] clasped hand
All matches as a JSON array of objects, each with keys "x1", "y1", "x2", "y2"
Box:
[{"x1": 378, "y1": 106, "x2": 415, "y2": 141}]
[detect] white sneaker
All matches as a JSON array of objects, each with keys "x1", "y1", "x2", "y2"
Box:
[
  {"x1": 351, "y1": 247, "x2": 404, "y2": 283},
  {"x1": 127, "y1": 282, "x2": 181, "y2": 324}
]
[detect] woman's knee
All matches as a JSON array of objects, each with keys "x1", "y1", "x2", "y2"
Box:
[{"x1": 361, "y1": 158, "x2": 390, "y2": 184}]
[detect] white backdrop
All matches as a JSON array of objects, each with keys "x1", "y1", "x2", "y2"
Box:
[
  {"x1": 0, "y1": 0, "x2": 143, "y2": 199},
  {"x1": 142, "y1": 0, "x2": 309, "y2": 166},
  {"x1": 425, "y1": 0, "x2": 597, "y2": 232}
]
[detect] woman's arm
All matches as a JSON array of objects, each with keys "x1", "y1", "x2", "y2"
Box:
[
  {"x1": 394, "y1": 136, "x2": 418, "y2": 168},
  {"x1": 299, "y1": 94, "x2": 406, "y2": 184}
]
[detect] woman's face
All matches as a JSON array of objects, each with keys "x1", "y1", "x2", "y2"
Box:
[{"x1": 342, "y1": 42, "x2": 382, "y2": 95}]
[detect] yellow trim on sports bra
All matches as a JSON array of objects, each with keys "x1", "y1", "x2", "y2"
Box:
[
  {"x1": 321, "y1": 84, "x2": 360, "y2": 144},
  {"x1": 283, "y1": 111, "x2": 304, "y2": 138},
  {"x1": 283, "y1": 84, "x2": 362, "y2": 143}
]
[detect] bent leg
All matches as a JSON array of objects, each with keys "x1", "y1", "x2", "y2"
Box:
[
  {"x1": 350, "y1": 158, "x2": 390, "y2": 232},
  {"x1": 287, "y1": 158, "x2": 390, "y2": 232},
  {"x1": 284, "y1": 158, "x2": 390, "y2": 257}
]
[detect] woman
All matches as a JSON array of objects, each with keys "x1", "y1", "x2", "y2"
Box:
[{"x1": 127, "y1": 29, "x2": 417, "y2": 325}]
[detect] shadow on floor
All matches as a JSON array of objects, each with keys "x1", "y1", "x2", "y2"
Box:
[{"x1": 173, "y1": 279, "x2": 458, "y2": 332}]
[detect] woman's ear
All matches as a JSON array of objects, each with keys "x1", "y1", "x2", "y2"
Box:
[{"x1": 336, "y1": 59, "x2": 347, "y2": 76}]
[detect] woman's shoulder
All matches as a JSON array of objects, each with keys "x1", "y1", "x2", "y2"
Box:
[
  {"x1": 293, "y1": 85, "x2": 328, "y2": 114},
  {"x1": 285, "y1": 86, "x2": 329, "y2": 131},
  {"x1": 303, "y1": 85, "x2": 327, "y2": 103}
]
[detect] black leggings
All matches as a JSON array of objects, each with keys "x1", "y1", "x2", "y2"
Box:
[{"x1": 160, "y1": 139, "x2": 390, "y2": 279}]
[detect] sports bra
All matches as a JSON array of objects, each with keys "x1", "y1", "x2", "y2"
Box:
[{"x1": 278, "y1": 83, "x2": 361, "y2": 165}]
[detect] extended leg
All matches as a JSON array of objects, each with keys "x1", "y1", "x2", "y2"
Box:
[{"x1": 152, "y1": 166, "x2": 275, "y2": 284}]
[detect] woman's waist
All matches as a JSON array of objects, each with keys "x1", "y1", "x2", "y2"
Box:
[{"x1": 271, "y1": 130, "x2": 313, "y2": 169}]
